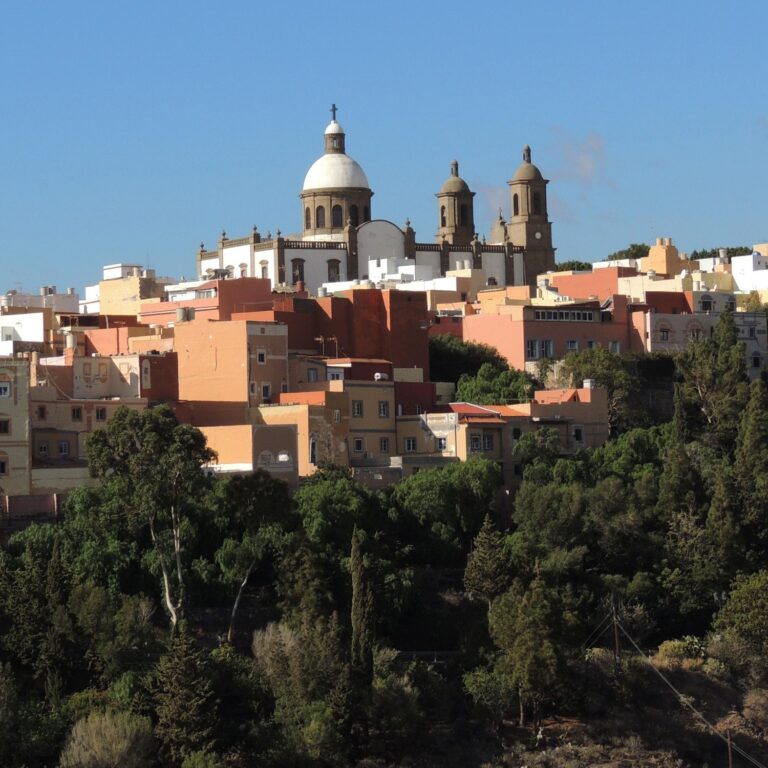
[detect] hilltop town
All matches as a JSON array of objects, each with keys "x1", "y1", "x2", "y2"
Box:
[{"x1": 2, "y1": 113, "x2": 768, "y2": 767}]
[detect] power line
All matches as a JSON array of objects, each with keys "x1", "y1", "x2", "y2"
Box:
[{"x1": 616, "y1": 619, "x2": 767, "y2": 768}]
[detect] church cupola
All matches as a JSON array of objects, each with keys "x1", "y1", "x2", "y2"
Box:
[
  {"x1": 301, "y1": 105, "x2": 373, "y2": 239},
  {"x1": 435, "y1": 159, "x2": 475, "y2": 246}
]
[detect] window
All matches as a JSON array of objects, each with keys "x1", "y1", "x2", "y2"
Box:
[
  {"x1": 659, "y1": 328, "x2": 670, "y2": 342},
  {"x1": 749, "y1": 326, "x2": 757, "y2": 338},
  {"x1": 353, "y1": 438, "x2": 364, "y2": 453},
  {"x1": 541, "y1": 339, "x2": 554, "y2": 358},
  {"x1": 0, "y1": 419, "x2": 8, "y2": 434},
  {"x1": 440, "y1": 206, "x2": 446, "y2": 228},
  {"x1": 587, "y1": 340, "x2": 596, "y2": 349},
  {"x1": 700, "y1": 296, "x2": 713, "y2": 312},
  {"x1": 307, "y1": 368, "x2": 318, "y2": 382},
  {"x1": 483, "y1": 434, "x2": 494, "y2": 451},
  {"x1": 305, "y1": 207, "x2": 311, "y2": 229},
  {"x1": 38, "y1": 442, "x2": 48, "y2": 456},
  {"x1": 512, "y1": 427, "x2": 522, "y2": 440},
  {"x1": 526, "y1": 339, "x2": 539, "y2": 360},
  {"x1": 309, "y1": 436, "x2": 317, "y2": 465},
  {"x1": 256, "y1": 349, "x2": 266, "y2": 364},
  {"x1": 249, "y1": 382, "x2": 257, "y2": 395},
  {"x1": 0, "y1": 383, "x2": 10, "y2": 398},
  {"x1": 415, "y1": 404, "x2": 423, "y2": 415},
  {"x1": 567, "y1": 340, "x2": 578, "y2": 352},
  {"x1": 533, "y1": 191, "x2": 542, "y2": 215},
  {"x1": 331, "y1": 204, "x2": 343, "y2": 228},
  {"x1": 327, "y1": 259, "x2": 340, "y2": 282},
  {"x1": 349, "y1": 205, "x2": 359, "y2": 227},
  {"x1": 261, "y1": 384, "x2": 271, "y2": 400},
  {"x1": 609, "y1": 341, "x2": 620, "y2": 353},
  {"x1": 260, "y1": 261, "x2": 269, "y2": 279},
  {"x1": 95, "y1": 407, "x2": 107, "y2": 422},
  {"x1": 315, "y1": 206, "x2": 325, "y2": 228},
  {"x1": 513, "y1": 193, "x2": 519, "y2": 217},
  {"x1": 291, "y1": 259, "x2": 305, "y2": 285},
  {"x1": 333, "y1": 409, "x2": 341, "y2": 423},
  {"x1": 71, "y1": 406, "x2": 82, "y2": 421},
  {"x1": 380, "y1": 437, "x2": 389, "y2": 453},
  {"x1": 58, "y1": 441, "x2": 70, "y2": 456},
  {"x1": 36, "y1": 405, "x2": 47, "y2": 420},
  {"x1": 753, "y1": 354, "x2": 761, "y2": 369},
  {"x1": 459, "y1": 204, "x2": 468, "y2": 227},
  {"x1": 574, "y1": 426, "x2": 584, "y2": 443},
  {"x1": 436, "y1": 437, "x2": 447, "y2": 451},
  {"x1": 329, "y1": 372, "x2": 341, "y2": 381},
  {"x1": 281, "y1": 381, "x2": 288, "y2": 393},
  {"x1": 378, "y1": 401, "x2": 389, "y2": 418},
  {"x1": 470, "y1": 434, "x2": 481, "y2": 453},
  {"x1": 352, "y1": 400, "x2": 363, "y2": 418},
  {"x1": 0, "y1": 459, "x2": 6, "y2": 475},
  {"x1": 404, "y1": 437, "x2": 417, "y2": 453},
  {"x1": 363, "y1": 205, "x2": 370, "y2": 222}
]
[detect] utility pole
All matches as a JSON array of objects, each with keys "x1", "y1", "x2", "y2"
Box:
[
  {"x1": 612, "y1": 595, "x2": 621, "y2": 676},
  {"x1": 727, "y1": 729, "x2": 733, "y2": 768}
]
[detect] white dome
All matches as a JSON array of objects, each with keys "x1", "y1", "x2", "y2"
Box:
[
  {"x1": 303, "y1": 153, "x2": 370, "y2": 191},
  {"x1": 324, "y1": 120, "x2": 344, "y2": 135}
]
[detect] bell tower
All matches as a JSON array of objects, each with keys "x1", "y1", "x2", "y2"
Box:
[
  {"x1": 506, "y1": 145, "x2": 555, "y2": 276},
  {"x1": 435, "y1": 160, "x2": 475, "y2": 246}
]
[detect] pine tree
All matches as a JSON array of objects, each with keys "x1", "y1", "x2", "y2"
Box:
[
  {"x1": 153, "y1": 632, "x2": 218, "y2": 766},
  {"x1": 350, "y1": 528, "x2": 374, "y2": 685},
  {"x1": 464, "y1": 514, "x2": 511, "y2": 613}
]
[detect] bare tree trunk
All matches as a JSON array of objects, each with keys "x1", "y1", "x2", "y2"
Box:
[
  {"x1": 227, "y1": 557, "x2": 258, "y2": 644},
  {"x1": 518, "y1": 684, "x2": 525, "y2": 727},
  {"x1": 149, "y1": 515, "x2": 178, "y2": 630},
  {"x1": 170, "y1": 504, "x2": 185, "y2": 621}
]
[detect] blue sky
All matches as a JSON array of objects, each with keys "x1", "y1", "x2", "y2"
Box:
[{"x1": 1, "y1": 1, "x2": 767, "y2": 295}]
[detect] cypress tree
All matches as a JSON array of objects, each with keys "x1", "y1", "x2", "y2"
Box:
[
  {"x1": 350, "y1": 528, "x2": 374, "y2": 685},
  {"x1": 464, "y1": 514, "x2": 511, "y2": 613},
  {"x1": 153, "y1": 632, "x2": 218, "y2": 766}
]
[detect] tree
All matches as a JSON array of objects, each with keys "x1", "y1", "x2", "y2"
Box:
[
  {"x1": 214, "y1": 471, "x2": 293, "y2": 643},
  {"x1": 676, "y1": 308, "x2": 749, "y2": 451},
  {"x1": 455, "y1": 362, "x2": 535, "y2": 405},
  {"x1": 553, "y1": 260, "x2": 592, "y2": 272},
  {"x1": 464, "y1": 515, "x2": 512, "y2": 612},
  {"x1": 489, "y1": 580, "x2": 560, "y2": 729},
  {"x1": 87, "y1": 406, "x2": 215, "y2": 631},
  {"x1": 604, "y1": 243, "x2": 650, "y2": 262},
  {"x1": 428, "y1": 334, "x2": 506, "y2": 385},
  {"x1": 560, "y1": 347, "x2": 634, "y2": 435},
  {"x1": 0, "y1": 664, "x2": 18, "y2": 767},
  {"x1": 690, "y1": 246, "x2": 752, "y2": 260},
  {"x1": 152, "y1": 633, "x2": 218, "y2": 766},
  {"x1": 350, "y1": 528, "x2": 375, "y2": 684},
  {"x1": 59, "y1": 710, "x2": 154, "y2": 768}
]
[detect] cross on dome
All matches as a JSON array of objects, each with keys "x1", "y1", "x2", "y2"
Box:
[{"x1": 330, "y1": 103, "x2": 338, "y2": 121}]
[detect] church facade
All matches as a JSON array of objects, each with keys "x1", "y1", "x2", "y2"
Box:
[{"x1": 197, "y1": 108, "x2": 555, "y2": 295}]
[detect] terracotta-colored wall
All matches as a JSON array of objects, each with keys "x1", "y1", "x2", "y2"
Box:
[
  {"x1": 644, "y1": 291, "x2": 691, "y2": 314},
  {"x1": 548, "y1": 267, "x2": 636, "y2": 302},
  {"x1": 381, "y1": 290, "x2": 431, "y2": 375},
  {"x1": 428, "y1": 315, "x2": 464, "y2": 339},
  {"x1": 463, "y1": 314, "x2": 527, "y2": 368},
  {"x1": 140, "y1": 354, "x2": 179, "y2": 402},
  {"x1": 394, "y1": 381, "x2": 437, "y2": 415}
]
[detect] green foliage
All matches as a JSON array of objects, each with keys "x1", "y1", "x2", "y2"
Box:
[
  {"x1": 59, "y1": 710, "x2": 154, "y2": 768},
  {"x1": 605, "y1": 242, "x2": 650, "y2": 261},
  {"x1": 715, "y1": 571, "x2": 768, "y2": 660},
  {"x1": 690, "y1": 246, "x2": 752, "y2": 260},
  {"x1": 181, "y1": 751, "x2": 225, "y2": 768},
  {"x1": 463, "y1": 662, "x2": 516, "y2": 730},
  {"x1": 464, "y1": 515, "x2": 512, "y2": 608},
  {"x1": 553, "y1": 259, "x2": 593, "y2": 271},
  {"x1": 152, "y1": 633, "x2": 218, "y2": 766},
  {"x1": 455, "y1": 362, "x2": 535, "y2": 404},
  {"x1": 350, "y1": 528, "x2": 375, "y2": 684},
  {"x1": 428, "y1": 334, "x2": 506, "y2": 385}
]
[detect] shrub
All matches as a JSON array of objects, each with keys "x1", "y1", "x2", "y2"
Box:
[
  {"x1": 742, "y1": 688, "x2": 768, "y2": 734},
  {"x1": 59, "y1": 710, "x2": 154, "y2": 768}
]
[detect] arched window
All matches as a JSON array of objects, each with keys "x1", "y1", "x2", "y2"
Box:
[
  {"x1": 315, "y1": 205, "x2": 325, "y2": 228},
  {"x1": 327, "y1": 259, "x2": 340, "y2": 282},
  {"x1": 363, "y1": 205, "x2": 370, "y2": 222},
  {"x1": 260, "y1": 260, "x2": 269, "y2": 279},
  {"x1": 459, "y1": 204, "x2": 468, "y2": 227},
  {"x1": 440, "y1": 206, "x2": 447, "y2": 228},
  {"x1": 332, "y1": 204, "x2": 343, "y2": 228},
  {"x1": 513, "y1": 193, "x2": 519, "y2": 217},
  {"x1": 291, "y1": 259, "x2": 305, "y2": 285},
  {"x1": 305, "y1": 207, "x2": 311, "y2": 229},
  {"x1": 349, "y1": 205, "x2": 359, "y2": 227},
  {"x1": 533, "y1": 192, "x2": 542, "y2": 215}
]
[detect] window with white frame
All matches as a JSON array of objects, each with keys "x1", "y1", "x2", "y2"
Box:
[
  {"x1": 379, "y1": 437, "x2": 389, "y2": 453},
  {"x1": 352, "y1": 400, "x2": 363, "y2": 418},
  {"x1": 526, "y1": 339, "x2": 539, "y2": 360},
  {"x1": 436, "y1": 437, "x2": 447, "y2": 451},
  {"x1": 404, "y1": 437, "x2": 417, "y2": 453},
  {"x1": 307, "y1": 368, "x2": 318, "y2": 382},
  {"x1": 256, "y1": 349, "x2": 266, "y2": 364},
  {"x1": 261, "y1": 384, "x2": 271, "y2": 400},
  {"x1": 0, "y1": 383, "x2": 10, "y2": 398},
  {"x1": 353, "y1": 437, "x2": 364, "y2": 453},
  {"x1": 567, "y1": 340, "x2": 578, "y2": 352},
  {"x1": 483, "y1": 434, "x2": 494, "y2": 451},
  {"x1": 378, "y1": 400, "x2": 389, "y2": 418},
  {"x1": 609, "y1": 341, "x2": 620, "y2": 353},
  {"x1": 541, "y1": 339, "x2": 554, "y2": 357},
  {"x1": 470, "y1": 434, "x2": 481, "y2": 452},
  {"x1": 58, "y1": 440, "x2": 70, "y2": 456}
]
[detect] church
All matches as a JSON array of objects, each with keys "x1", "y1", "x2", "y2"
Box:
[{"x1": 197, "y1": 107, "x2": 556, "y2": 295}]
